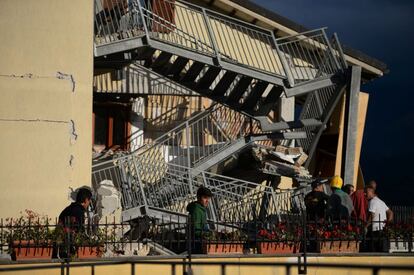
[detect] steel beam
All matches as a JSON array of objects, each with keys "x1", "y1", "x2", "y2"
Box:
[
  {"x1": 94, "y1": 35, "x2": 146, "y2": 57},
  {"x1": 256, "y1": 117, "x2": 323, "y2": 132},
  {"x1": 341, "y1": 66, "x2": 361, "y2": 187},
  {"x1": 284, "y1": 77, "x2": 336, "y2": 97},
  {"x1": 304, "y1": 84, "x2": 347, "y2": 167}
]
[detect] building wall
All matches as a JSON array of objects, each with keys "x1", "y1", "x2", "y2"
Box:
[{"x1": 0, "y1": 0, "x2": 93, "y2": 217}]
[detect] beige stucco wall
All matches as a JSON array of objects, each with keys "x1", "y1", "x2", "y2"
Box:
[{"x1": 0, "y1": 0, "x2": 93, "y2": 217}]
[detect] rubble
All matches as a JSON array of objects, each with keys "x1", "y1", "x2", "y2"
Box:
[
  {"x1": 96, "y1": 180, "x2": 121, "y2": 218},
  {"x1": 253, "y1": 145, "x2": 313, "y2": 181}
]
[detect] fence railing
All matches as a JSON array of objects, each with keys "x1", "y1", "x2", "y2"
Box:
[
  {"x1": 391, "y1": 206, "x2": 414, "y2": 223},
  {"x1": 92, "y1": 157, "x2": 301, "y2": 223},
  {"x1": 94, "y1": 0, "x2": 346, "y2": 88},
  {"x1": 1, "y1": 215, "x2": 412, "y2": 262}
]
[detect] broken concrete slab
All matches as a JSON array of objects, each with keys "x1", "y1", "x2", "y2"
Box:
[
  {"x1": 96, "y1": 180, "x2": 122, "y2": 218},
  {"x1": 295, "y1": 153, "x2": 308, "y2": 167}
]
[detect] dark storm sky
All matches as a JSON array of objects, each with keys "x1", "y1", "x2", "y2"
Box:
[{"x1": 251, "y1": 0, "x2": 414, "y2": 205}]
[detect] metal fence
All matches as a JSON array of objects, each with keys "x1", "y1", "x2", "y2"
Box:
[
  {"x1": 391, "y1": 206, "x2": 414, "y2": 223},
  {"x1": 1, "y1": 216, "x2": 412, "y2": 262}
]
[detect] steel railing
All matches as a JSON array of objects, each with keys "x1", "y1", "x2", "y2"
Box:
[
  {"x1": 135, "y1": 103, "x2": 261, "y2": 169},
  {"x1": 93, "y1": 63, "x2": 196, "y2": 95},
  {"x1": 94, "y1": 0, "x2": 346, "y2": 88},
  {"x1": 92, "y1": 155, "x2": 302, "y2": 224},
  {"x1": 275, "y1": 29, "x2": 342, "y2": 86}
]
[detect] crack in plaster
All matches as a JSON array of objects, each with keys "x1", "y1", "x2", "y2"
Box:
[
  {"x1": 56, "y1": 72, "x2": 76, "y2": 92},
  {"x1": 0, "y1": 72, "x2": 75, "y2": 92},
  {"x1": 0, "y1": 118, "x2": 69, "y2": 124},
  {"x1": 69, "y1": 155, "x2": 75, "y2": 167},
  {"x1": 69, "y1": 119, "x2": 78, "y2": 144}
]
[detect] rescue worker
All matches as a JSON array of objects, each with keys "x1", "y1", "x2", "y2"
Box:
[{"x1": 327, "y1": 176, "x2": 354, "y2": 220}]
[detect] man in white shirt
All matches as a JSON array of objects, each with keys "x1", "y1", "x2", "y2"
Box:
[{"x1": 365, "y1": 186, "x2": 393, "y2": 252}]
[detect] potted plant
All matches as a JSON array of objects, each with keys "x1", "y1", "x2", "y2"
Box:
[
  {"x1": 385, "y1": 223, "x2": 413, "y2": 253},
  {"x1": 73, "y1": 229, "x2": 105, "y2": 259},
  {"x1": 5, "y1": 210, "x2": 53, "y2": 260},
  {"x1": 202, "y1": 230, "x2": 246, "y2": 255},
  {"x1": 257, "y1": 223, "x2": 302, "y2": 254},
  {"x1": 308, "y1": 222, "x2": 361, "y2": 254}
]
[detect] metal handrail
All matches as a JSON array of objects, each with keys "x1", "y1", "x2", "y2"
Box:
[{"x1": 135, "y1": 103, "x2": 259, "y2": 169}]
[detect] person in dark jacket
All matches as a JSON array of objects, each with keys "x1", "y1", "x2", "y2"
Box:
[
  {"x1": 187, "y1": 186, "x2": 212, "y2": 235},
  {"x1": 59, "y1": 188, "x2": 93, "y2": 229},
  {"x1": 305, "y1": 179, "x2": 330, "y2": 221},
  {"x1": 186, "y1": 186, "x2": 212, "y2": 253},
  {"x1": 57, "y1": 188, "x2": 93, "y2": 258}
]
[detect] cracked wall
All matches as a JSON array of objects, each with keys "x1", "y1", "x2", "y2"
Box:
[{"x1": 0, "y1": 0, "x2": 93, "y2": 217}]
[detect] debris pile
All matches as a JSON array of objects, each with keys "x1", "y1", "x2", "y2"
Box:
[{"x1": 253, "y1": 145, "x2": 312, "y2": 180}]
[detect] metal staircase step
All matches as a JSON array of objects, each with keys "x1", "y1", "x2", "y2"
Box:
[
  {"x1": 196, "y1": 66, "x2": 222, "y2": 90},
  {"x1": 181, "y1": 61, "x2": 205, "y2": 83},
  {"x1": 151, "y1": 52, "x2": 173, "y2": 74},
  {"x1": 210, "y1": 71, "x2": 238, "y2": 97},
  {"x1": 164, "y1": 57, "x2": 189, "y2": 79},
  {"x1": 254, "y1": 86, "x2": 284, "y2": 116},
  {"x1": 226, "y1": 76, "x2": 253, "y2": 104},
  {"x1": 240, "y1": 81, "x2": 269, "y2": 112}
]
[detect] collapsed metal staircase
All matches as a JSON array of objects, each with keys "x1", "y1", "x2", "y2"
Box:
[
  {"x1": 92, "y1": 0, "x2": 349, "y2": 225},
  {"x1": 134, "y1": 103, "x2": 304, "y2": 174}
]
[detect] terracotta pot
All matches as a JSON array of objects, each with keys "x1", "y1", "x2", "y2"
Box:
[
  {"x1": 202, "y1": 242, "x2": 244, "y2": 255},
  {"x1": 76, "y1": 246, "x2": 104, "y2": 259},
  {"x1": 11, "y1": 240, "x2": 52, "y2": 261},
  {"x1": 257, "y1": 242, "x2": 299, "y2": 254},
  {"x1": 317, "y1": 240, "x2": 359, "y2": 254}
]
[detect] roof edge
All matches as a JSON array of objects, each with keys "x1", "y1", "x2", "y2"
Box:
[{"x1": 225, "y1": 0, "x2": 388, "y2": 75}]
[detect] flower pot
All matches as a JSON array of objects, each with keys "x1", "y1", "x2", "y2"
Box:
[
  {"x1": 388, "y1": 239, "x2": 414, "y2": 253},
  {"x1": 76, "y1": 246, "x2": 104, "y2": 259},
  {"x1": 257, "y1": 242, "x2": 299, "y2": 254},
  {"x1": 11, "y1": 240, "x2": 52, "y2": 261},
  {"x1": 317, "y1": 240, "x2": 359, "y2": 254},
  {"x1": 202, "y1": 242, "x2": 244, "y2": 255}
]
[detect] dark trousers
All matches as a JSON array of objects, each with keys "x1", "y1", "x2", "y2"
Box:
[{"x1": 366, "y1": 230, "x2": 387, "y2": 252}]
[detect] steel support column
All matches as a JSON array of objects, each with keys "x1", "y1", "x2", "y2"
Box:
[{"x1": 341, "y1": 66, "x2": 361, "y2": 187}]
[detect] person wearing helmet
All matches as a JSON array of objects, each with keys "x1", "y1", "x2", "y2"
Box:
[
  {"x1": 327, "y1": 176, "x2": 354, "y2": 220},
  {"x1": 304, "y1": 179, "x2": 330, "y2": 220}
]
